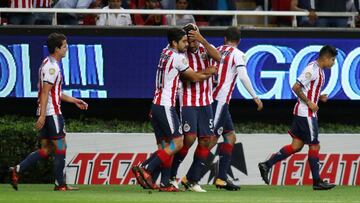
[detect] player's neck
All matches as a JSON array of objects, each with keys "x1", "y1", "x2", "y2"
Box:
[
  {"x1": 50, "y1": 54, "x2": 61, "y2": 62},
  {"x1": 225, "y1": 42, "x2": 238, "y2": 47},
  {"x1": 316, "y1": 59, "x2": 326, "y2": 69}
]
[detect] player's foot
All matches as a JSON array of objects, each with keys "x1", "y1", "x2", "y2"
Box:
[
  {"x1": 137, "y1": 166, "x2": 157, "y2": 190},
  {"x1": 313, "y1": 179, "x2": 336, "y2": 190},
  {"x1": 169, "y1": 176, "x2": 179, "y2": 189},
  {"x1": 54, "y1": 184, "x2": 79, "y2": 191},
  {"x1": 188, "y1": 182, "x2": 207, "y2": 192},
  {"x1": 132, "y1": 166, "x2": 150, "y2": 189},
  {"x1": 180, "y1": 176, "x2": 190, "y2": 190},
  {"x1": 159, "y1": 183, "x2": 182, "y2": 192},
  {"x1": 214, "y1": 178, "x2": 240, "y2": 191},
  {"x1": 258, "y1": 162, "x2": 270, "y2": 185},
  {"x1": 9, "y1": 166, "x2": 19, "y2": 191}
]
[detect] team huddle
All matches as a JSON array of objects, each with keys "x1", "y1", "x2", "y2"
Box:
[{"x1": 9, "y1": 25, "x2": 337, "y2": 192}]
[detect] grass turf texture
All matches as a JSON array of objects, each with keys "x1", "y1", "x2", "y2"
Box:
[{"x1": 0, "y1": 185, "x2": 359, "y2": 203}]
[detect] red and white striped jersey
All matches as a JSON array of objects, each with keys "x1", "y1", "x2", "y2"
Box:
[
  {"x1": 179, "y1": 44, "x2": 213, "y2": 107},
  {"x1": 213, "y1": 45, "x2": 246, "y2": 104},
  {"x1": 10, "y1": 0, "x2": 33, "y2": 8},
  {"x1": 153, "y1": 46, "x2": 189, "y2": 107},
  {"x1": 33, "y1": 0, "x2": 52, "y2": 8},
  {"x1": 293, "y1": 61, "x2": 325, "y2": 117},
  {"x1": 37, "y1": 57, "x2": 62, "y2": 116}
]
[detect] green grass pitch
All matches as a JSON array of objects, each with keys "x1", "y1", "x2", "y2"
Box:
[{"x1": 0, "y1": 184, "x2": 359, "y2": 203}]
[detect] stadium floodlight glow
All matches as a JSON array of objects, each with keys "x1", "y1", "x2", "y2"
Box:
[{"x1": 341, "y1": 47, "x2": 360, "y2": 99}]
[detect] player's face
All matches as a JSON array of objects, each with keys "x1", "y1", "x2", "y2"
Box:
[
  {"x1": 176, "y1": 35, "x2": 188, "y2": 53},
  {"x1": 324, "y1": 56, "x2": 336, "y2": 69},
  {"x1": 188, "y1": 38, "x2": 199, "y2": 53},
  {"x1": 58, "y1": 40, "x2": 68, "y2": 58}
]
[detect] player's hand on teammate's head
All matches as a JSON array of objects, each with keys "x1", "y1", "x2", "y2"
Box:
[
  {"x1": 188, "y1": 30, "x2": 205, "y2": 44},
  {"x1": 254, "y1": 97, "x2": 263, "y2": 111},
  {"x1": 35, "y1": 115, "x2": 46, "y2": 130},
  {"x1": 319, "y1": 94, "x2": 328, "y2": 103},
  {"x1": 75, "y1": 99, "x2": 88, "y2": 110}
]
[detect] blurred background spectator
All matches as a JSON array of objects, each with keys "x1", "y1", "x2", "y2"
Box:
[
  {"x1": 161, "y1": 0, "x2": 176, "y2": 9},
  {"x1": 97, "y1": 0, "x2": 132, "y2": 26},
  {"x1": 8, "y1": 0, "x2": 35, "y2": 25},
  {"x1": 133, "y1": 0, "x2": 166, "y2": 25},
  {"x1": 290, "y1": 0, "x2": 316, "y2": 27},
  {"x1": 33, "y1": 0, "x2": 53, "y2": 25},
  {"x1": 54, "y1": 0, "x2": 97, "y2": 25},
  {"x1": 315, "y1": 0, "x2": 348, "y2": 27},
  {"x1": 208, "y1": 0, "x2": 237, "y2": 26},
  {"x1": 166, "y1": 0, "x2": 195, "y2": 26},
  {"x1": 271, "y1": 0, "x2": 292, "y2": 26}
]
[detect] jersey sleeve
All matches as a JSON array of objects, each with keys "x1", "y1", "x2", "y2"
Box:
[
  {"x1": 297, "y1": 65, "x2": 317, "y2": 87},
  {"x1": 174, "y1": 54, "x2": 189, "y2": 72},
  {"x1": 234, "y1": 50, "x2": 246, "y2": 72},
  {"x1": 42, "y1": 65, "x2": 60, "y2": 85}
]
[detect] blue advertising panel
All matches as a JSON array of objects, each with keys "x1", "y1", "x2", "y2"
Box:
[{"x1": 0, "y1": 33, "x2": 359, "y2": 100}]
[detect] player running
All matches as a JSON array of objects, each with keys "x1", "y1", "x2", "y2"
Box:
[{"x1": 258, "y1": 45, "x2": 337, "y2": 191}]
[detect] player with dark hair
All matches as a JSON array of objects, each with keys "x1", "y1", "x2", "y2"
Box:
[
  {"x1": 132, "y1": 27, "x2": 217, "y2": 192},
  {"x1": 169, "y1": 23, "x2": 221, "y2": 192},
  {"x1": 208, "y1": 27, "x2": 263, "y2": 190},
  {"x1": 258, "y1": 45, "x2": 337, "y2": 190},
  {"x1": 10, "y1": 33, "x2": 88, "y2": 191}
]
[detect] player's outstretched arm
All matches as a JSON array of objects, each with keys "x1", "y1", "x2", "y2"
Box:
[
  {"x1": 237, "y1": 66, "x2": 263, "y2": 111},
  {"x1": 35, "y1": 83, "x2": 53, "y2": 130},
  {"x1": 180, "y1": 66, "x2": 216, "y2": 82},
  {"x1": 61, "y1": 93, "x2": 88, "y2": 110},
  {"x1": 292, "y1": 83, "x2": 318, "y2": 112},
  {"x1": 188, "y1": 30, "x2": 221, "y2": 62}
]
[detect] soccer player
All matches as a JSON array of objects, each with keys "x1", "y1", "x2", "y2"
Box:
[
  {"x1": 209, "y1": 27, "x2": 263, "y2": 190},
  {"x1": 132, "y1": 28, "x2": 217, "y2": 192},
  {"x1": 169, "y1": 23, "x2": 221, "y2": 192},
  {"x1": 10, "y1": 33, "x2": 88, "y2": 191},
  {"x1": 258, "y1": 45, "x2": 337, "y2": 190}
]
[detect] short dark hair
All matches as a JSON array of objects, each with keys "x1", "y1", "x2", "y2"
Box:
[
  {"x1": 47, "y1": 33, "x2": 66, "y2": 54},
  {"x1": 176, "y1": 0, "x2": 188, "y2": 3},
  {"x1": 319, "y1": 45, "x2": 338, "y2": 58},
  {"x1": 225, "y1": 26, "x2": 241, "y2": 42},
  {"x1": 167, "y1": 28, "x2": 186, "y2": 45}
]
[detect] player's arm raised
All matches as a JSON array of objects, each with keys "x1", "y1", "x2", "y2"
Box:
[
  {"x1": 292, "y1": 83, "x2": 318, "y2": 112},
  {"x1": 180, "y1": 66, "x2": 217, "y2": 82},
  {"x1": 61, "y1": 93, "x2": 88, "y2": 110},
  {"x1": 35, "y1": 83, "x2": 52, "y2": 130},
  {"x1": 188, "y1": 30, "x2": 221, "y2": 62}
]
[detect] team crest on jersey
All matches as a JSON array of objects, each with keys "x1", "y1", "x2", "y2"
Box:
[
  {"x1": 305, "y1": 72, "x2": 312, "y2": 79},
  {"x1": 183, "y1": 123, "x2": 190, "y2": 133},
  {"x1": 49, "y1": 68, "x2": 55, "y2": 75},
  {"x1": 182, "y1": 57, "x2": 189, "y2": 66},
  {"x1": 201, "y1": 53, "x2": 207, "y2": 60},
  {"x1": 217, "y1": 127, "x2": 223, "y2": 135}
]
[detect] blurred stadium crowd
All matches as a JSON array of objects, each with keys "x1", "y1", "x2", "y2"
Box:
[{"x1": 0, "y1": 0, "x2": 360, "y2": 27}]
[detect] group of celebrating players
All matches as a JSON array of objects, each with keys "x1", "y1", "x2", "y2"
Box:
[{"x1": 9, "y1": 24, "x2": 337, "y2": 192}]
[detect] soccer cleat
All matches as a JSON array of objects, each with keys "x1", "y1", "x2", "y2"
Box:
[
  {"x1": 137, "y1": 166, "x2": 158, "y2": 190},
  {"x1": 188, "y1": 183, "x2": 207, "y2": 192},
  {"x1": 54, "y1": 184, "x2": 79, "y2": 191},
  {"x1": 169, "y1": 176, "x2": 179, "y2": 189},
  {"x1": 180, "y1": 176, "x2": 190, "y2": 190},
  {"x1": 215, "y1": 178, "x2": 240, "y2": 191},
  {"x1": 313, "y1": 179, "x2": 336, "y2": 190},
  {"x1": 258, "y1": 162, "x2": 270, "y2": 185},
  {"x1": 159, "y1": 183, "x2": 182, "y2": 192},
  {"x1": 9, "y1": 167, "x2": 19, "y2": 191},
  {"x1": 132, "y1": 166, "x2": 150, "y2": 189}
]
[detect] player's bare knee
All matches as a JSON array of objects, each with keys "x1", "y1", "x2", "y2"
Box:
[
  {"x1": 224, "y1": 131, "x2": 236, "y2": 144},
  {"x1": 310, "y1": 144, "x2": 320, "y2": 151}
]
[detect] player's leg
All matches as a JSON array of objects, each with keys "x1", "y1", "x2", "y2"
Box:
[
  {"x1": 307, "y1": 117, "x2": 335, "y2": 190},
  {"x1": 258, "y1": 115, "x2": 305, "y2": 185},
  {"x1": 171, "y1": 106, "x2": 197, "y2": 183},
  {"x1": 9, "y1": 118, "x2": 53, "y2": 191}
]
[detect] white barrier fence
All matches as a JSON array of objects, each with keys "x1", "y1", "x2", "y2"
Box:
[{"x1": 66, "y1": 133, "x2": 360, "y2": 186}]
